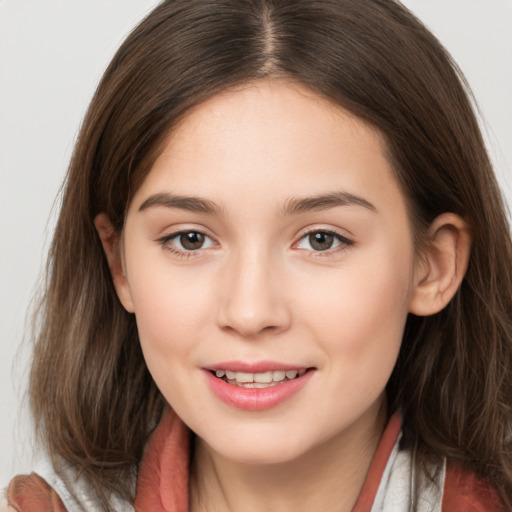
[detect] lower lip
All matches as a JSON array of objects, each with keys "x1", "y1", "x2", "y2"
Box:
[{"x1": 204, "y1": 370, "x2": 314, "y2": 411}]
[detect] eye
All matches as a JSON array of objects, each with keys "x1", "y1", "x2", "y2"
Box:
[
  {"x1": 159, "y1": 230, "x2": 216, "y2": 252},
  {"x1": 295, "y1": 230, "x2": 352, "y2": 252}
]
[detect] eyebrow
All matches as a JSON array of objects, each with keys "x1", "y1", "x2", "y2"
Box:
[
  {"x1": 138, "y1": 193, "x2": 224, "y2": 215},
  {"x1": 138, "y1": 190, "x2": 376, "y2": 217},
  {"x1": 282, "y1": 192, "x2": 376, "y2": 215}
]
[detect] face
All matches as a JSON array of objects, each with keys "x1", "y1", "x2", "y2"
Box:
[{"x1": 115, "y1": 81, "x2": 419, "y2": 465}]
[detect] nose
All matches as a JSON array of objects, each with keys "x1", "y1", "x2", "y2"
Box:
[{"x1": 216, "y1": 248, "x2": 291, "y2": 339}]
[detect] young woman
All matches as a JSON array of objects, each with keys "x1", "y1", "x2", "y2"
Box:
[{"x1": 5, "y1": 0, "x2": 512, "y2": 510}]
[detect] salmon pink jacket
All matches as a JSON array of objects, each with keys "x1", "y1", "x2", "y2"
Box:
[{"x1": 6, "y1": 410, "x2": 504, "y2": 511}]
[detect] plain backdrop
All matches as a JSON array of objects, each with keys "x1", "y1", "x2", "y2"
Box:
[{"x1": 1, "y1": 0, "x2": 511, "y2": 487}]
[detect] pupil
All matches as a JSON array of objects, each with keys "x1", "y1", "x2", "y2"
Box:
[
  {"x1": 309, "y1": 232, "x2": 334, "y2": 251},
  {"x1": 180, "y1": 232, "x2": 204, "y2": 250}
]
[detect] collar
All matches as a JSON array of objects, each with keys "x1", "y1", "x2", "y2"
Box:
[{"x1": 134, "y1": 409, "x2": 402, "y2": 511}]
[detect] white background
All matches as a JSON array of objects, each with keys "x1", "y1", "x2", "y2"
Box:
[{"x1": 1, "y1": 0, "x2": 511, "y2": 487}]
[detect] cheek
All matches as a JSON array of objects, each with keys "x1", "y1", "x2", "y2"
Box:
[
  {"x1": 130, "y1": 274, "x2": 211, "y2": 410},
  {"x1": 124, "y1": 253, "x2": 214, "y2": 369},
  {"x1": 304, "y1": 253, "x2": 411, "y2": 318},
  {"x1": 296, "y1": 247, "x2": 413, "y2": 376}
]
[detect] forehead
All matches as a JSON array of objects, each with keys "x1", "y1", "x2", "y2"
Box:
[{"x1": 129, "y1": 80, "x2": 405, "y2": 219}]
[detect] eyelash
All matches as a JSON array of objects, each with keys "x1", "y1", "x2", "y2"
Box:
[
  {"x1": 156, "y1": 229, "x2": 353, "y2": 258},
  {"x1": 295, "y1": 229, "x2": 353, "y2": 256},
  {"x1": 156, "y1": 230, "x2": 217, "y2": 259}
]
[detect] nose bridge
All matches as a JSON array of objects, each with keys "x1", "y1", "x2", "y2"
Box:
[{"x1": 217, "y1": 242, "x2": 290, "y2": 338}]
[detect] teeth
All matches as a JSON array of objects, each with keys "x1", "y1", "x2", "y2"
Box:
[
  {"x1": 254, "y1": 371, "x2": 273, "y2": 383},
  {"x1": 272, "y1": 371, "x2": 286, "y2": 382},
  {"x1": 228, "y1": 380, "x2": 280, "y2": 388},
  {"x1": 215, "y1": 368, "x2": 308, "y2": 386},
  {"x1": 235, "y1": 372, "x2": 254, "y2": 383}
]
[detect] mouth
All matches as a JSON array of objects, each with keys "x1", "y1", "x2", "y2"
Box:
[
  {"x1": 210, "y1": 368, "x2": 311, "y2": 388},
  {"x1": 204, "y1": 364, "x2": 316, "y2": 410}
]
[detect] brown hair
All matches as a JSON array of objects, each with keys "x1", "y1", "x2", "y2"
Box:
[{"x1": 30, "y1": 0, "x2": 512, "y2": 508}]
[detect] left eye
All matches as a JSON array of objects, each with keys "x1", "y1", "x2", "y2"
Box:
[
  {"x1": 165, "y1": 231, "x2": 216, "y2": 251},
  {"x1": 296, "y1": 230, "x2": 350, "y2": 252}
]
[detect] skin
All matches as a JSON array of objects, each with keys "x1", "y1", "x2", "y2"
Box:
[{"x1": 96, "y1": 81, "x2": 471, "y2": 512}]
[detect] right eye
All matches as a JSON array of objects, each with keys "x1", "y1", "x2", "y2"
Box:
[{"x1": 159, "y1": 230, "x2": 216, "y2": 254}]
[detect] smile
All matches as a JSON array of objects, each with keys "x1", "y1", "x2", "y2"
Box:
[
  {"x1": 213, "y1": 369, "x2": 307, "y2": 388},
  {"x1": 204, "y1": 365, "x2": 315, "y2": 411}
]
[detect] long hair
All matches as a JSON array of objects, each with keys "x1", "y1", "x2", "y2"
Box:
[{"x1": 30, "y1": 0, "x2": 512, "y2": 507}]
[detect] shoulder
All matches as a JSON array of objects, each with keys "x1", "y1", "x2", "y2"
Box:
[
  {"x1": 5, "y1": 473, "x2": 66, "y2": 512},
  {"x1": 0, "y1": 495, "x2": 14, "y2": 512},
  {"x1": 442, "y1": 461, "x2": 505, "y2": 512}
]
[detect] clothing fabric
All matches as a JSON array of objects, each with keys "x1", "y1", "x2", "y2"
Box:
[{"x1": 6, "y1": 409, "x2": 504, "y2": 511}]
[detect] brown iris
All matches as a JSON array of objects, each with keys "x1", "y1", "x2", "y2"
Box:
[
  {"x1": 309, "y1": 232, "x2": 335, "y2": 251},
  {"x1": 180, "y1": 232, "x2": 205, "y2": 250}
]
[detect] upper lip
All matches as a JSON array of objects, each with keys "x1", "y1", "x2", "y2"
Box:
[{"x1": 203, "y1": 361, "x2": 311, "y2": 373}]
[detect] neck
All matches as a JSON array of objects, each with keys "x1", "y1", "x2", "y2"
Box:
[{"x1": 190, "y1": 401, "x2": 387, "y2": 512}]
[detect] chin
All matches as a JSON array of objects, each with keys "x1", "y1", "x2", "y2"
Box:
[{"x1": 199, "y1": 425, "x2": 318, "y2": 466}]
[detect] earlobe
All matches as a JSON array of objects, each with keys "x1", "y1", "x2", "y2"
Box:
[
  {"x1": 94, "y1": 213, "x2": 135, "y2": 313},
  {"x1": 408, "y1": 213, "x2": 471, "y2": 317}
]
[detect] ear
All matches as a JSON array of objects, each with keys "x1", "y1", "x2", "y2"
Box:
[
  {"x1": 94, "y1": 213, "x2": 135, "y2": 313},
  {"x1": 408, "y1": 213, "x2": 471, "y2": 316}
]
